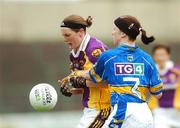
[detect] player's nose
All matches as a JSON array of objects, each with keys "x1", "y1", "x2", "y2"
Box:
[
  {"x1": 63, "y1": 38, "x2": 68, "y2": 42},
  {"x1": 112, "y1": 30, "x2": 115, "y2": 36}
]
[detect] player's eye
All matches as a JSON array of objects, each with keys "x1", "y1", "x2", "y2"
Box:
[{"x1": 64, "y1": 33, "x2": 71, "y2": 37}]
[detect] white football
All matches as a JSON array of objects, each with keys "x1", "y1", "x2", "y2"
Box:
[{"x1": 29, "y1": 83, "x2": 58, "y2": 111}]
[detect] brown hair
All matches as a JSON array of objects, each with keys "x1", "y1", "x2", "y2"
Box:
[
  {"x1": 61, "y1": 14, "x2": 93, "y2": 32},
  {"x1": 152, "y1": 44, "x2": 171, "y2": 55},
  {"x1": 114, "y1": 15, "x2": 155, "y2": 45}
]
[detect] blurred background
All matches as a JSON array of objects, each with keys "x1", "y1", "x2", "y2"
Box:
[{"x1": 0, "y1": 0, "x2": 180, "y2": 128}]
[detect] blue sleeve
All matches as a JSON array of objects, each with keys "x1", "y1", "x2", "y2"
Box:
[
  {"x1": 149, "y1": 59, "x2": 163, "y2": 95},
  {"x1": 89, "y1": 52, "x2": 107, "y2": 83}
]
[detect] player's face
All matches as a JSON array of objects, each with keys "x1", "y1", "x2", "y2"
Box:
[
  {"x1": 153, "y1": 48, "x2": 170, "y2": 65},
  {"x1": 112, "y1": 26, "x2": 122, "y2": 47},
  {"x1": 61, "y1": 28, "x2": 82, "y2": 50}
]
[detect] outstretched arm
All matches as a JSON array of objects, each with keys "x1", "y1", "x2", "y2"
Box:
[
  {"x1": 86, "y1": 80, "x2": 108, "y2": 88},
  {"x1": 58, "y1": 78, "x2": 83, "y2": 97},
  {"x1": 70, "y1": 88, "x2": 83, "y2": 95}
]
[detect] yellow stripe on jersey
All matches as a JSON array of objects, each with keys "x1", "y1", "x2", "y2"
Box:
[
  {"x1": 83, "y1": 52, "x2": 110, "y2": 110},
  {"x1": 89, "y1": 67, "x2": 102, "y2": 83},
  {"x1": 83, "y1": 54, "x2": 94, "y2": 70},
  {"x1": 88, "y1": 107, "x2": 111, "y2": 128},
  {"x1": 87, "y1": 87, "x2": 110, "y2": 110},
  {"x1": 174, "y1": 79, "x2": 180, "y2": 110},
  {"x1": 149, "y1": 83, "x2": 163, "y2": 94},
  {"x1": 110, "y1": 86, "x2": 149, "y2": 101},
  {"x1": 114, "y1": 118, "x2": 124, "y2": 124}
]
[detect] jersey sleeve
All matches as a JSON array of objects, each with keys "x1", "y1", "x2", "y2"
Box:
[
  {"x1": 89, "y1": 52, "x2": 107, "y2": 83},
  {"x1": 149, "y1": 59, "x2": 163, "y2": 95},
  {"x1": 87, "y1": 45, "x2": 109, "y2": 64}
]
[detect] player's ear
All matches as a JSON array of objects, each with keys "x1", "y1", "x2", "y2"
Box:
[
  {"x1": 120, "y1": 31, "x2": 126, "y2": 38},
  {"x1": 78, "y1": 28, "x2": 85, "y2": 37}
]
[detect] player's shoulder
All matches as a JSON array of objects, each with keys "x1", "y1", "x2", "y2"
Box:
[
  {"x1": 85, "y1": 36, "x2": 109, "y2": 63},
  {"x1": 87, "y1": 37, "x2": 108, "y2": 50},
  {"x1": 86, "y1": 37, "x2": 109, "y2": 54},
  {"x1": 136, "y1": 48, "x2": 157, "y2": 70},
  {"x1": 104, "y1": 47, "x2": 118, "y2": 55},
  {"x1": 99, "y1": 48, "x2": 119, "y2": 60},
  {"x1": 138, "y1": 48, "x2": 153, "y2": 61}
]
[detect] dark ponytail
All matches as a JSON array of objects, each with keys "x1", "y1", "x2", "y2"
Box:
[
  {"x1": 114, "y1": 15, "x2": 155, "y2": 45},
  {"x1": 140, "y1": 28, "x2": 155, "y2": 45}
]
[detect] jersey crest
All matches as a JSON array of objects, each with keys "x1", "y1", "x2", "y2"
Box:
[
  {"x1": 91, "y1": 49, "x2": 102, "y2": 58},
  {"x1": 127, "y1": 54, "x2": 133, "y2": 62}
]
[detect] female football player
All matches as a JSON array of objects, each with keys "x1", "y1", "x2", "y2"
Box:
[
  {"x1": 149, "y1": 44, "x2": 180, "y2": 128},
  {"x1": 58, "y1": 14, "x2": 111, "y2": 128},
  {"x1": 70, "y1": 15, "x2": 163, "y2": 128}
]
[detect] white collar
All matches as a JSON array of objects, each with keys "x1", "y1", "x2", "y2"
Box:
[
  {"x1": 157, "y1": 60, "x2": 174, "y2": 75},
  {"x1": 71, "y1": 33, "x2": 90, "y2": 58},
  {"x1": 122, "y1": 42, "x2": 135, "y2": 47}
]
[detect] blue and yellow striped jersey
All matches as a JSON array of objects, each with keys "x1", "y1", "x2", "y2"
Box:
[{"x1": 89, "y1": 44, "x2": 163, "y2": 104}]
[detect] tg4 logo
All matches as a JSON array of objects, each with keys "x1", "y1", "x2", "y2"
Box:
[{"x1": 115, "y1": 63, "x2": 144, "y2": 75}]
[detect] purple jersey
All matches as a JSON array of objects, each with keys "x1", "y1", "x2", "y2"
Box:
[
  {"x1": 158, "y1": 64, "x2": 180, "y2": 108},
  {"x1": 69, "y1": 34, "x2": 110, "y2": 110}
]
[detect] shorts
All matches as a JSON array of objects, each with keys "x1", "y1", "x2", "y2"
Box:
[
  {"x1": 102, "y1": 103, "x2": 153, "y2": 128},
  {"x1": 77, "y1": 107, "x2": 111, "y2": 128}
]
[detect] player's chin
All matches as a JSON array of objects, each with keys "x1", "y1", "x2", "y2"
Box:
[
  {"x1": 69, "y1": 44, "x2": 79, "y2": 50},
  {"x1": 68, "y1": 44, "x2": 73, "y2": 50}
]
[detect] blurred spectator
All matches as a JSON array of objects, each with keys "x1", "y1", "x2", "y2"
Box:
[{"x1": 148, "y1": 44, "x2": 180, "y2": 128}]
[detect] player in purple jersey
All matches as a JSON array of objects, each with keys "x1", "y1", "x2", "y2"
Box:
[
  {"x1": 149, "y1": 44, "x2": 180, "y2": 128},
  {"x1": 58, "y1": 15, "x2": 111, "y2": 128}
]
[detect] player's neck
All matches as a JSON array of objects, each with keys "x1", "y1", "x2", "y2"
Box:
[
  {"x1": 73, "y1": 44, "x2": 81, "y2": 54},
  {"x1": 118, "y1": 37, "x2": 135, "y2": 47},
  {"x1": 73, "y1": 34, "x2": 85, "y2": 53},
  {"x1": 119, "y1": 40, "x2": 135, "y2": 47},
  {"x1": 158, "y1": 64, "x2": 165, "y2": 70}
]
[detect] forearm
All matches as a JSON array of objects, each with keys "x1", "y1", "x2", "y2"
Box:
[
  {"x1": 75, "y1": 70, "x2": 91, "y2": 80},
  {"x1": 86, "y1": 80, "x2": 108, "y2": 88},
  {"x1": 70, "y1": 88, "x2": 83, "y2": 95}
]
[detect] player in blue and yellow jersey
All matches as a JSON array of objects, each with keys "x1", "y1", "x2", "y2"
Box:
[
  {"x1": 58, "y1": 15, "x2": 111, "y2": 128},
  {"x1": 71, "y1": 15, "x2": 163, "y2": 128}
]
